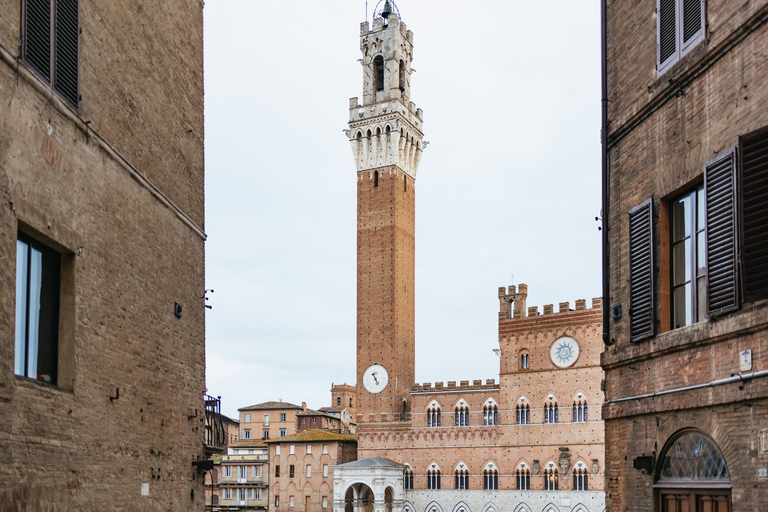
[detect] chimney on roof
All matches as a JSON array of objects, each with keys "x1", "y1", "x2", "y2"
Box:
[{"x1": 302, "y1": 402, "x2": 307, "y2": 411}]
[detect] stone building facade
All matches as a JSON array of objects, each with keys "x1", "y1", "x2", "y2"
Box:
[
  {"x1": 602, "y1": 0, "x2": 768, "y2": 511},
  {"x1": 340, "y1": 4, "x2": 606, "y2": 512},
  {"x1": 266, "y1": 430, "x2": 358, "y2": 512},
  {"x1": 239, "y1": 401, "x2": 304, "y2": 441},
  {"x1": 0, "y1": 0, "x2": 207, "y2": 509}
]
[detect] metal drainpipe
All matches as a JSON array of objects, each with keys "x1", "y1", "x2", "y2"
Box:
[
  {"x1": 604, "y1": 370, "x2": 768, "y2": 404},
  {"x1": 601, "y1": 0, "x2": 612, "y2": 347}
]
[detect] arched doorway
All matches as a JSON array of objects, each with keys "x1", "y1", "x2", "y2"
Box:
[
  {"x1": 344, "y1": 483, "x2": 374, "y2": 512},
  {"x1": 654, "y1": 429, "x2": 731, "y2": 512}
]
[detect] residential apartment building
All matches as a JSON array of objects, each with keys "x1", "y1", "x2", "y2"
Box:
[
  {"x1": 266, "y1": 430, "x2": 357, "y2": 512},
  {"x1": 0, "y1": 0, "x2": 208, "y2": 508},
  {"x1": 215, "y1": 440, "x2": 270, "y2": 511},
  {"x1": 297, "y1": 409, "x2": 344, "y2": 433},
  {"x1": 205, "y1": 412, "x2": 240, "y2": 509},
  {"x1": 601, "y1": 0, "x2": 768, "y2": 510},
  {"x1": 239, "y1": 401, "x2": 303, "y2": 441}
]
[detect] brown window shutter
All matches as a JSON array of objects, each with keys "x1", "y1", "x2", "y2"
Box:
[
  {"x1": 629, "y1": 199, "x2": 655, "y2": 342},
  {"x1": 658, "y1": 0, "x2": 677, "y2": 65},
  {"x1": 739, "y1": 126, "x2": 768, "y2": 302},
  {"x1": 54, "y1": 0, "x2": 79, "y2": 107},
  {"x1": 705, "y1": 149, "x2": 739, "y2": 316},
  {"x1": 23, "y1": 0, "x2": 52, "y2": 82}
]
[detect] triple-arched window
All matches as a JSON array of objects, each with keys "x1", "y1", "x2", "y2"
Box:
[
  {"x1": 454, "y1": 469, "x2": 469, "y2": 490},
  {"x1": 544, "y1": 468, "x2": 559, "y2": 490},
  {"x1": 573, "y1": 468, "x2": 589, "y2": 490},
  {"x1": 455, "y1": 406, "x2": 469, "y2": 427},
  {"x1": 483, "y1": 469, "x2": 499, "y2": 490},
  {"x1": 427, "y1": 407, "x2": 441, "y2": 427},
  {"x1": 403, "y1": 467, "x2": 414, "y2": 490},
  {"x1": 573, "y1": 401, "x2": 588, "y2": 423},
  {"x1": 427, "y1": 469, "x2": 441, "y2": 489},
  {"x1": 544, "y1": 402, "x2": 559, "y2": 424},
  {"x1": 483, "y1": 405, "x2": 498, "y2": 426},
  {"x1": 516, "y1": 403, "x2": 530, "y2": 424},
  {"x1": 516, "y1": 469, "x2": 530, "y2": 490}
]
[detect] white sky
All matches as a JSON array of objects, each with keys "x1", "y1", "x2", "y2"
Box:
[{"x1": 204, "y1": 1, "x2": 602, "y2": 420}]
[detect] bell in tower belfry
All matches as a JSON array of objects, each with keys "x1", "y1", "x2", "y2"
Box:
[{"x1": 347, "y1": 2, "x2": 424, "y2": 425}]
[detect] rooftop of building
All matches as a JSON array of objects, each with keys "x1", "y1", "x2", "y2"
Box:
[
  {"x1": 263, "y1": 429, "x2": 356, "y2": 444},
  {"x1": 297, "y1": 408, "x2": 339, "y2": 420},
  {"x1": 336, "y1": 457, "x2": 404, "y2": 469},
  {"x1": 239, "y1": 401, "x2": 303, "y2": 411},
  {"x1": 229, "y1": 439, "x2": 268, "y2": 448}
]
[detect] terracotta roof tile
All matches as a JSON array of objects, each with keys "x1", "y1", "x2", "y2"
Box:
[
  {"x1": 263, "y1": 429, "x2": 356, "y2": 444},
  {"x1": 238, "y1": 401, "x2": 302, "y2": 411}
]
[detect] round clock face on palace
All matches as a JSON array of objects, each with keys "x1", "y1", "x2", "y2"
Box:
[
  {"x1": 550, "y1": 336, "x2": 580, "y2": 368},
  {"x1": 363, "y1": 364, "x2": 389, "y2": 394}
]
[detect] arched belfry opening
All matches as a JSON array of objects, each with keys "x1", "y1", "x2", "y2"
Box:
[{"x1": 374, "y1": 56, "x2": 384, "y2": 93}]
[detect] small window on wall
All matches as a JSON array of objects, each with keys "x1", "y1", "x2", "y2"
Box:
[
  {"x1": 657, "y1": 0, "x2": 706, "y2": 76},
  {"x1": 670, "y1": 185, "x2": 707, "y2": 328},
  {"x1": 244, "y1": 413, "x2": 251, "y2": 422},
  {"x1": 289, "y1": 465, "x2": 295, "y2": 478},
  {"x1": 15, "y1": 233, "x2": 61, "y2": 385},
  {"x1": 337, "y1": 397, "x2": 341, "y2": 406},
  {"x1": 323, "y1": 444, "x2": 328, "y2": 454},
  {"x1": 520, "y1": 352, "x2": 529, "y2": 370},
  {"x1": 280, "y1": 413, "x2": 287, "y2": 422},
  {"x1": 275, "y1": 465, "x2": 281, "y2": 477},
  {"x1": 349, "y1": 398, "x2": 353, "y2": 407}
]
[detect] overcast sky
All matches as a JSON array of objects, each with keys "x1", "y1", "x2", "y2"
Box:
[{"x1": 204, "y1": 1, "x2": 603, "y2": 419}]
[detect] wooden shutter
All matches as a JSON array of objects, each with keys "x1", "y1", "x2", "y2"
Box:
[
  {"x1": 24, "y1": 0, "x2": 52, "y2": 81},
  {"x1": 739, "y1": 126, "x2": 768, "y2": 302},
  {"x1": 658, "y1": 0, "x2": 677, "y2": 66},
  {"x1": 682, "y1": 0, "x2": 704, "y2": 44},
  {"x1": 629, "y1": 199, "x2": 655, "y2": 342},
  {"x1": 54, "y1": 0, "x2": 79, "y2": 107},
  {"x1": 705, "y1": 149, "x2": 739, "y2": 316}
]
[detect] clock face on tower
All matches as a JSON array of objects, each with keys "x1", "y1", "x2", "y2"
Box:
[
  {"x1": 362, "y1": 364, "x2": 389, "y2": 394},
  {"x1": 550, "y1": 336, "x2": 581, "y2": 368}
]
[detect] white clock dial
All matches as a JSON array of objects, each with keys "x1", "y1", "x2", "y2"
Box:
[
  {"x1": 362, "y1": 364, "x2": 389, "y2": 394},
  {"x1": 550, "y1": 336, "x2": 580, "y2": 368}
]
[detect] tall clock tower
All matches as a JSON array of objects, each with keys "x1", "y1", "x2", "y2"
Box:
[{"x1": 348, "y1": 1, "x2": 424, "y2": 424}]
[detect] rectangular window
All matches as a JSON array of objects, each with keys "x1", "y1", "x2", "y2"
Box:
[
  {"x1": 323, "y1": 444, "x2": 329, "y2": 454},
  {"x1": 252, "y1": 488, "x2": 262, "y2": 500},
  {"x1": 263, "y1": 429, "x2": 270, "y2": 439},
  {"x1": 306, "y1": 445, "x2": 312, "y2": 454},
  {"x1": 276, "y1": 496, "x2": 280, "y2": 507},
  {"x1": 276, "y1": 446, "x2": 281, "y2": 455},
  {"x1": 289, "y1": 465, "x2": 295, "y2": 478},
  {"x1": 264, "y1": 414, "x2": 270, "y2": 426},
  {"x1": 238, "y1": 488, "x2": 247, "y2": 503},
  {"x1": 279, "y1": 429, "x2": 288, "y2": 437},
  {"x1": 657, "y1": 0, "x2": 705, "y2": 75},
  {"x1": 275, "y1": 465, "x2": 281, "y2": 478},
  {"x1": 671, "y1": 185, "x2": 707, "y2": 328},
  {"x1": 290, "y1": 495, "x2": 295, "y2": 508},
  {"x1": 223, "y1": 488, "x2": 232, "y2": 500},
  {"x1": 253, "y1": 465, "x2": 262, "y2": 478},
  {"x1": 290, "y1": 445, "x2": 295, "y2": 455},
  {"x1": 15, "y1": 233, "x2": 61, "y2": 384},
  {"x1": 244, "y1": 413, "x2": 251, "y2": 422},
  {"x1": 223, "y1": 465, "x2": 232, "y2": 478},
  {"x1": 22, "y1": 0, "x2": 79, "y2": 107},
  {"x1": 243, "y1": 429, "x2": 252, "y2": 439},
  {"x1": 280, "y1": 413, "x2": 287, "y2": 421},
  {"x1": 323, "y1": 465, "x2": 329, "y2": 477},
  {"x1": 307, "y1": 464, "x2": 312, "y2": 478},
  {"x1": 323, "y1": 496, "x2": 328, "y2": 508}
]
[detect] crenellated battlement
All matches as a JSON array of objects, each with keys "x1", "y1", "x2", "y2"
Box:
[
  {"x1": 410, "y1": 378, "x2": 498, "y2": 393},
  {"x1": 498, "y1": 283, "x2": 601, "y2": 321}
]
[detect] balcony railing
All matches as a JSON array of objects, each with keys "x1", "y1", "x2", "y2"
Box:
[{"x1": 204, "y1": 395, "x2": 225, "y2": 454}]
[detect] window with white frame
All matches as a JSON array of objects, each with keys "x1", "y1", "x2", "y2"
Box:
[
  {"x1": 243, "y1": 429, "x2": 251, "y2": 439},
  {"x1": 290, "y1": 495, "x2": 295, "y2": 508},
  {"x1": 280, "y1": 413, "x2": 287, "y2": 421},
  {"x1": 323, "y1": 496, "x2": 328, "y2": 508},
  {"x1": 223, "y1": 488, "x2": 232, "y2": 500},
  {"x1": 307, "y1": 464, "x2": 312, "y2": 477},
  {"x1": 323, "y1": 444, "x2": 328, "y2": 454},
  {"x1": 657, "y1": 0, "x2": 706, "y2": 75},
  {"x1": 253, "y1": 465, "x2": 262, "y2": 478},
  {"x1": 279, "y1": 429, "x2": 288, "y2": 437},
  {"x1": 223, "y1": 465, "x2": 232, "y2": 478},
  {"x1": 323, "y1": 464, "x2": 329, "y2": 477},
  {"x1": 263, "y1": 414, "x2": 269, "y2": 425},
  {"x1": 251, "y1": 488, "x2": 262, "y2": 500},
  {"x1": 238, "y1": 488, "x2": 247, "y2": 504},
  {"x1": 263, "y1": 429, "x2": 270, "y2": 439},
  {"x1": 276, "y1": 445, "x2": 281, "y2": 455},
  {"x1": 244, "y1": 413, "x2": 251, "y2": 422},
  {"x1": 290, "y1": 445, "x2": 295, "y2": 455},
  {"x1": 307, "y1": 445, "x2": 312, "y2": 454}
]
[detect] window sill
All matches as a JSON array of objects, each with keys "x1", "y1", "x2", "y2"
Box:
[{"x1": 14, "y1": 374, "x2": 73, "y2": 394}]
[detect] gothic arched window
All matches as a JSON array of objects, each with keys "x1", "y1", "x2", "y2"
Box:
[
  {"x1": 427, "y1": 407, "x2": 441, "y2": 427},
  {"x1": 404, "y1": 468, "x2": 414, "y2": 490},
  {"x1": 483, "y1": 469, "x2": 498, "y2": 490},
  {"x1": 483, "y1": 405, "x2": 498, "y2": 426},
  {"x1": 516, "y1": 469, "x2": 530, "y2": 490},
  {"x1": 374, "y1": 55, "x2": 384, "y2": 92},
  {"x1": 427, "y1": 469, "x2": 441, "y2": 489},
  {"x1": 573, "y1": 401, "x2": 588, "y2": 423},
  {"x1": 455, "y1": 406, "x2": 469, "y2": 427},
  {"x1": 454, "y1": 469, "x2": 469, "y2": 489},
  {"x1": 573, "y1": 468, "x2": 588, "y2": 490},
  {"x1": 544, "y1": 469, "x2": 559, "y2": 490}
]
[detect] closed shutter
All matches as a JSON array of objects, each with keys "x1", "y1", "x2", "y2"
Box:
[
  {"x1": 54, "y1": 0, "x2": 79, "y2": 107},
  {"x1": 682, "y1": 0, "x2": 704, "y2": 44},
  {"x1": 629, "y1": 199, "x2": 655, "y2": 341},
  {"x1": 24, "y1": 0, "x2": 52, "y2": 81},
  {"x1": 658, "y1": 0, "x2": 677, "y2": 66},
  {"x1": 705, "y1": 149, "x2": 739, "y2": 316},
  {"x1": 739, "y1": 126, "x2": 768, "y2": 302}
]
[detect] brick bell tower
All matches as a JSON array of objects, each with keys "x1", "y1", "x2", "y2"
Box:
[{"x1": 347, "y1": 1, "x2": 424, "y2": 425}]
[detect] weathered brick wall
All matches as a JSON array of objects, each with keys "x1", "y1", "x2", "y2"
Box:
[
  {"x1": 0, "y1": 0, "x2": 206, "y2": 509},
  {"x1": 356, "y1": 165, "x2": 415, "y2": 423},
  {"x1": 604, "y1": 1, "x2": 768, "y2": 510}
]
